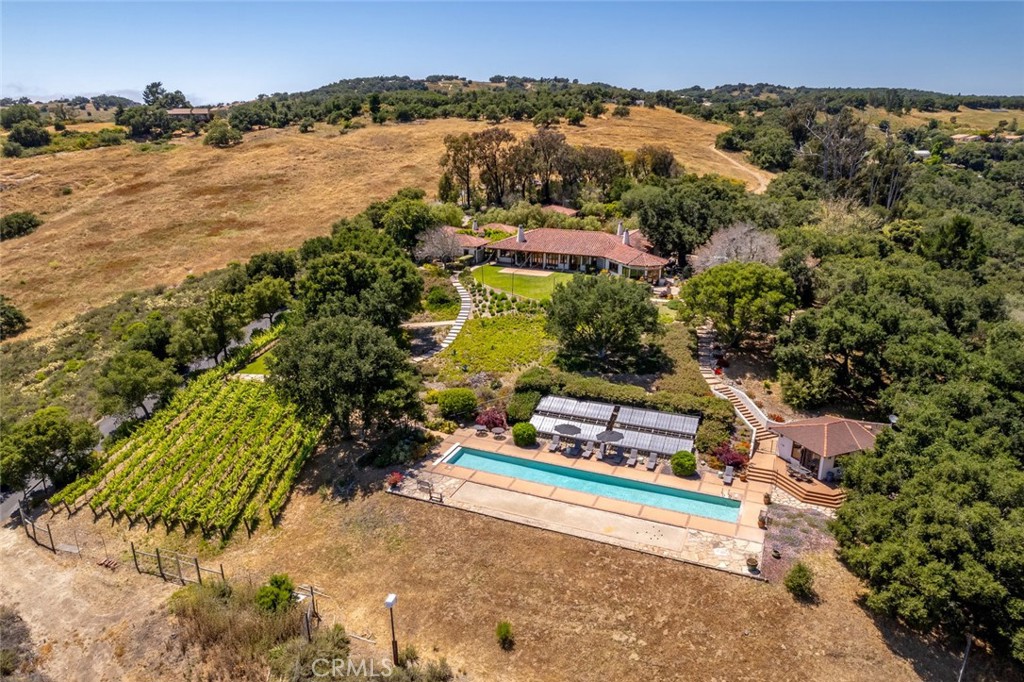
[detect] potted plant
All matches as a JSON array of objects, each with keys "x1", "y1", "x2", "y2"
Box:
[
  {"x1": 746, "y1": 555, "x2": 759, "y2": 571},
  {"x1": 763, "y1": 492, "x2": 772, "y2": 505},
  {"x1": 385, "y1": 471, "x2": 404, "y2": 490}
]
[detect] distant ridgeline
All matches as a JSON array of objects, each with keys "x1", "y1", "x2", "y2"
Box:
[{"x1": 223, "y1": 75, "x2": 1024, "y2": 131}]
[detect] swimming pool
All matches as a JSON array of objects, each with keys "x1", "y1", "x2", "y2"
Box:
[{"x1": 446, "y1": 446, "x2": 740, "y2": 523}]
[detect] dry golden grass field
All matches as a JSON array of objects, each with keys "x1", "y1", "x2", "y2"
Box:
[
  {"x1": 0, "y1": 107, "x2": 769, "y2": 338},
  {"x1": 857, "y1": 105, "x2": 1024, "y2": 132}
]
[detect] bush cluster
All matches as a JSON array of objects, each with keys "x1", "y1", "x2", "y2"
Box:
[
  {"x1": 435, "y1": 388, "x2": 477, "y2": 420},
  {"x1": 506, "y1": 390, "x2": 541, "y2": 423},
  {"x1": 670, "y1": 450, "x2": 697, "y2": 477},
  {"x1": 511, "y1": 422, "x2": 537, "y2": 447},
  {"x1": 784, "y1": 562, "x2": 816, "y2": 602},
  {"x1": 0, "y1": 212, "x2": 42, "y2": 241},
  {"x1": 495, "y1": 620, "x2": 515, "y2": 651}
]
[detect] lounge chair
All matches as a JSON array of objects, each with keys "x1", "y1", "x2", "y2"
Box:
[
  {"x1": 723, "y1": 465, "x2": 735, "y2": 485},
  {"x1": 582, "y1": 440, "x2": 595, "y2": 459},
  {"x1": 626, "y1": 449, "x2": 638, "y2": 467},
  {"x1": 548, "y1": 435, "x2": 561, "y2": 452},
  {"x1": 595, "y1": 443, "x2": 605, "y2": 461},
  {"x1": 646, "y1": 453, "x2": 657, "y2": 471}
]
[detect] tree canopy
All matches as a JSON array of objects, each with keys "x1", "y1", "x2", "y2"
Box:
[
  {"x1": 679, "y1": 262, "x2": 796, "y2": 347},
  {"x1": 270, "y1": 315, "x2": 421, "y2": 435},
  {"x1": 0, "y1": 407, "x2": 98, "y2": 489},
  {"x1": 96, "y1": 349, "x2": 179, "y2": 418},
  {"x1": 546, "y1": 275, "x2": 661, "y2": 368}
]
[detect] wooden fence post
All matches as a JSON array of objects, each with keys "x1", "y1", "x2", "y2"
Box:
[
  {"x1": 194, "y1": 557, "x2": 202, "y2": 586},
  {"x1": 175, "y1": 556, "x2": 185, "y2": 585},
  {"x1": 155, "y1": 548, "x2": 165, "y2": 581},
  {"x1": 220, "y1": 564, "x2": 226, "y2": 583},
  {"x1": 46, "y1": 524, "x2": 56, "y2": 553},
  {"x1": 131, "y1": 542, "x2": 140, "y2": 573}
]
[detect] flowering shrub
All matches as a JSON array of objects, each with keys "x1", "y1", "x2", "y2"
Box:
[
  {"x1": 385, "y1": 471, "x2": 404, "y2": 488},
  {"x1": 712, "y1": 443, "x2": 749, "y2": 469},
  {"x1": 767, "y1": 412, "x2": 785, "y2": 423},
  {"x1": 475, "y1": 407, "x2": 507, "y2": 429}
]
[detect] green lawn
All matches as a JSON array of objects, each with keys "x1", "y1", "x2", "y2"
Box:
[
  {"x1": 472, "y1": 265, "x2": 576, "y2": 301},
  {"x1": 240, "y1": 352, "x2": 273, "y2": 375}
]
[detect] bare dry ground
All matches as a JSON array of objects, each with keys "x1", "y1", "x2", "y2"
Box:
[
  {"x1": 0, "y1": 107, "x2": 770, "y2": 338},
  {"x1": 24, "y1": 450, "x2": 1018, "y2": 682}
]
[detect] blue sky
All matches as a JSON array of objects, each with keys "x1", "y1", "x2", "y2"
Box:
[{"x1": 2, "y1": 2, "x2": 1022, "y2": 104}]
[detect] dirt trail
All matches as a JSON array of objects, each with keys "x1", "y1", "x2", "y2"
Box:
[
  {"x1": 0, "y1": 528, "x2": 186, "y2": 681},
  {"x1": 708, "y1": 143, "x2": 772, "y2": 192}
]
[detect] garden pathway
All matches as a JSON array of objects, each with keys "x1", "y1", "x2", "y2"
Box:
[{"x1": 410, "y1": 276, "x2": 472, "y2": 363}]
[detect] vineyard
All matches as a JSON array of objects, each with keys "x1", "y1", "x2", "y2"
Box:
[{"x1": 51, "y1": 371, "x2": 325, "y2": 538}]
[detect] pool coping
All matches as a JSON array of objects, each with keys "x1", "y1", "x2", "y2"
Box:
[{"x1": 446, "y1": 445, "x2": 743, "y2": 524}]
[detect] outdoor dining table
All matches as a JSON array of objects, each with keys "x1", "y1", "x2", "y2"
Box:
[{"x1": 490, "y1": 427, "x2": 506, "y2": 439}]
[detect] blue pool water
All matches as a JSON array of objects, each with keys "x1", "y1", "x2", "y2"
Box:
[{"x1": 447, "y1": 447, "x2": 740, "y2": 523}]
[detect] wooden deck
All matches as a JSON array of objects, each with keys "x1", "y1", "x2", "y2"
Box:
[{"x1": 747, "y1": 448, "x2": 847, "y2": 509}]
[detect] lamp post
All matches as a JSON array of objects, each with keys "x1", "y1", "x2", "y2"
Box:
[{"x1": 384, "y1": 593, "x2": 399, "y2": 664}]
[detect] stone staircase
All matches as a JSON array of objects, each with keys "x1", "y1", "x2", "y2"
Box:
[
  {"x1": 411, "y1": 277, "x2": 472, "y2": 363},
  {"x1": 696, "y1": 324, "x2": 845, "y2": 509}
]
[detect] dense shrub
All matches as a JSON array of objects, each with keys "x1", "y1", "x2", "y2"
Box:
[
  {"x1": 0, "y1": 212, "x2": 42, "y2": 241},
  {"x1": 2, "y1": 140, "x2": 23, "y2": 157},
  {"x1": 694, "y1": 420, "x2": 731, "y2": 454},
  {"x1": 424, "y1": 418, "x2": 458, "y2": 434},
  {"x1": 8, "y1": 121, "x2": 50, "y2": 148},
  {"x1": 670, "y1": 450, "x2": 697, "y2": 477},
  {"x1": 496, "y1": 620, "x2": 515, "y2": 650},
  {"x1": 511, "y1": 422, "x2": 537, "y2": 447},
  {"x1": 255, "y1": 574, "x2": 295, "y2": 613},
  {"x1": 369, "y1": 426, "x2": 437, "y2": 467},
  {"x1": 426, "y1": 285, "x2": 457, "y2": 308},
  {"x1": 436, "y1": 388, "x2": 477, "y2": 420},
  {"x1": 475, "y1": 407, "x2": 506, "y2": 429},
  {"x1": 514, "y1": 366, "x2": 557, "y2": 394},
  {"x1": 506, "y1": 390, "x2": 541, "y2": 423},
  {"x1": 712, "y1": 442, "x2": 749, "y2": 468},
  {"x1": 784, "y1": 562, "x2": 816, "y2": 602}
]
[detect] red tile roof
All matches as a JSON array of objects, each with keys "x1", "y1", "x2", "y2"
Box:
[
  {"x1": 482, "y1": 223, "x2": 519, "y2": 234},
  {"x1": 485, "y1": 228, "x2": 668, "y2": 269},
  {"x1": 541, "y1": 204, "x2": 579, "y2": 217},
  {"x1": 442, "y1": 226, "x2": 489, "y2": 248},
  {"x1": 770, "y1": 417, "x2": 878, "y2": 458}
]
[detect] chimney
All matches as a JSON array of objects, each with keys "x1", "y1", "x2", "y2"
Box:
[
  {"x1": 517, "y1": 224, "x2": 526, "y2": 243},
  {"x1": 622, "y1": 229, "x2": 631, "y2": 246},
  {"x1": 472, "y1": 219, "x2": 479, "y2": 232},
  {"x1": 616, "y1": 221, "x2": 624, "y2": 236}
]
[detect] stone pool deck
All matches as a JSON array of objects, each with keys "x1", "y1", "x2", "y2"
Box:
[{"x1": 391, "y1": 429, "x2": 769, "y2": 578}]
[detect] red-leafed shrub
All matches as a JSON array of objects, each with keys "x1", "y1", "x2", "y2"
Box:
[
  {"x1": 385, "y1": 471, "x2": 404, "y2": 488},
  {"x1": 712, "y1": 443, "x2": 749, "y2": 469},
  {"x1": 767, "y1": 413, "x2": 785, "y2": 423},
  {"x1": 475, "y1": 407, "x2": 507, "y2": 429}
]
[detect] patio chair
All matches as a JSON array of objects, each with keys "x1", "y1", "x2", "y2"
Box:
[
  {"x1": 595, "y1": 443, "x2": 605, "y2": 461},
  {"x1": 612, "y1": 445, "x2": 626, "y2": 464},
  {"x1": 626, "y1": 449, "x2": 638, "y2": 467},
  {"x1": 646, "y1": 453, "x2": 658, "y2": 471},
  {"x1": 723, "y1": 465, "x2": 735, "y2": 485},
  {"x1": 547, "y1": 435, "x2": 561, "y2": 452},
  {"x1": 581, "y1": 440, "x2": 595, "y2": 459}
]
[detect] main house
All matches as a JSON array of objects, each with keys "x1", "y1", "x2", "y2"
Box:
[{"x1": 484, "y1": 225, "x2": 668, "y2": 280}]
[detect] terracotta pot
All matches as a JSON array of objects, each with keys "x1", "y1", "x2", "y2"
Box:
[{"x1": 763, "y1": 492, "x2": 772, "y2": 505}]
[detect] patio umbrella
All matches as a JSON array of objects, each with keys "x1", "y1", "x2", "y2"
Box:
[
  {"x1": 596, "y1": 430, "x2": 624, "y2": 443},
  {"x1": 554, "y1": 424, "x2": 581, "y2": 436}
]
